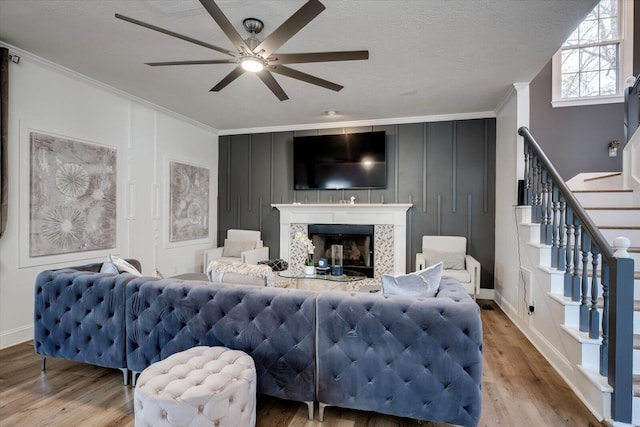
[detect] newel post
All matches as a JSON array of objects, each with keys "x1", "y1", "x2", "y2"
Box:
[{"x1": 608, "y1": 250, "x2": 634, "y2": 424}]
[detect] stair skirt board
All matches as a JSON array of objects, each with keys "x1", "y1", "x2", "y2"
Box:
[{"x1": 494, "y1": 293, "x2": 613, "y2": 422}]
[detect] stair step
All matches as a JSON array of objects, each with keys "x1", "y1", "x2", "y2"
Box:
[
  {"x1": 585, "y1": 208, "x2": 640, "y2": 228},
  {"x1": 572, "y1": 189, "x2": 633, "y2": 193},
  {"x1": 597, "y1": 299, "x2": 640, "y2": 312},
  {"x1": 634, "y1": 375, "x2": 640, "y2": 398},
  {"x1": 583, "y1": 172, "x2": 623, "y2": 182},
  {"x1": 599, "y1": 227, "x2": 640, "y2": 247},
  {"x1": 574, "y1": 190, "x2": 636, "y2": 208}
]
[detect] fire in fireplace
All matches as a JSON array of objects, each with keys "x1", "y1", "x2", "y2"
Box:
[{"x1": 308, "y1": 224, "x2": 374, "y2": 278}]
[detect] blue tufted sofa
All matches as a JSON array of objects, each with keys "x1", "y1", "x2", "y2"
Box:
[
  {"x1": 34, "y1": 263, "x2": 482, "y2": 425},
  {"x1": 125, "y1": 277, "x2": 317, "y2": 417},
  {"x1": 34, "y1": 260, "x2": 142, "y2": 384},
  {"x1": 316, "y1": 277, "x2": 483, "y2": 426}
]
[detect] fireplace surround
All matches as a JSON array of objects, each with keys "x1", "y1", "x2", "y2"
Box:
[{"x1": 272, "y1": 204, "x2": 412, "y2": 278}]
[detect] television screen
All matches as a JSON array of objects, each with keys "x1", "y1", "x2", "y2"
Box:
[{"x1": 293, "y1": 131, "x2": 386, "y2": 190}]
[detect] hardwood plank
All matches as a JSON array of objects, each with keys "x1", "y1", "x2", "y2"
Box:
[{"x1": 0, "y1": 301, "x2": 604, "y2": 426}]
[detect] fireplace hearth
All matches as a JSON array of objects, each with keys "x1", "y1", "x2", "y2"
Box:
[{"x1": 309, "y1": 224, "x2": 374, "y2": 278}]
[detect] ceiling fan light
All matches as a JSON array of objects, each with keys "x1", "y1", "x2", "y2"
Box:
[{"x1": 241, "y1": 57, "x2": 264, "y2": 72}]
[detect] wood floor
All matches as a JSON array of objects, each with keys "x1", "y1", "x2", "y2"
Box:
[{"x1": 0, "y1": 301, "x2": 602, "y2": 426}]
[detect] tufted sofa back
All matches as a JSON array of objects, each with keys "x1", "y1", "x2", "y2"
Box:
[
  {"x1": 126, "y1": 277, "x2": 317, "y2": 403},
  {"x1": 34, "y1": 260, "x2": 141, "y2": 370},
  {"x1": 316, "y1": 277, "x2": 483, "y2": 426}
]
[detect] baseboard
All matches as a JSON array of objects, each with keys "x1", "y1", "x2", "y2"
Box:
[{"x1": 0, "y1": 325, "x2": 33, "y2": 349}]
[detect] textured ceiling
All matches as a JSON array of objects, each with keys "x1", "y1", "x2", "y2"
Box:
[{"x1": 0, "y1": 0, "x2": 596, "y2": 132}]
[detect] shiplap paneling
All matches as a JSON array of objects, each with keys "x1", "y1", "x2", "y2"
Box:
[{"x1": 219, "y1": 118, "x2": 496, "y2": 288}]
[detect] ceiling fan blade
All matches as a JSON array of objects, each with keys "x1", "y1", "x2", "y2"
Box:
[
  {"x1": 256, "y1": 71, "x2": 289, "y2": 101},
  {"x1": 254, "y1": 0, "x2": 325, "y2": 58},
  {"x1": 270, "y1": 65, "x2": 342, "y2": 92},
  {"x1": 115, "y1": 13, "x2": 235, "y2": 57},
  {"x1": 210, "y1": 66, "x2": 245, "y2": 92},
  {"x1": 199, "y1": 0, "x2": 250, "y2": 54},
  {"x1": 268, "y1": 51, "x2": 369, "y2": 65},
  {"x1": 146, "y1": 59, "x2": 237, "y2": 66}
]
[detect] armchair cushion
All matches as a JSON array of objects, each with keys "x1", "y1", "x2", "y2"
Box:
[
  {"x1": 222, "y1": 239, "x2": 257, "y2": 257},
  {"x1": 422, "y1": 249, "x2": 465, "y2": 270},
  {"x1": 442, "y1": 269, "x2": 471, "y2": 284},
  {"x1": 381, "y1": 262, "x2": 443, "y2": 298}
]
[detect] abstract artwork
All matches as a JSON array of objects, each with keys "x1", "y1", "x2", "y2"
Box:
[
  {"x1": 29, "y1": 131, "x2": 116, "y2": 256},
  {"x1": 169, "y1": 161, "x2": 209, "y2": 242}
]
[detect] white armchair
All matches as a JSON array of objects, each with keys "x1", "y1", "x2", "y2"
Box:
[
  {"x1": 415, "y1": 236, "x2": 481, "y2": 299},
  {"x1": 202, "y1": 229, "x2": 269, "y2": 273}
]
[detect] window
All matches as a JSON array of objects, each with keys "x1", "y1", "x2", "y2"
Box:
[{"x1": 552, "y1": 0, "x2": 633, "y2": 107}]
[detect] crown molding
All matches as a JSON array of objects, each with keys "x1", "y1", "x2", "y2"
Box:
[{"x1": 218, "y1": 111, "x2": 496, "y2": 136}]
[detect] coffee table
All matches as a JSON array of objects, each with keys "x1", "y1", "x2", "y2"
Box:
[{"x1": 278, "y1": 269, "x2": 366, "y2": 291}]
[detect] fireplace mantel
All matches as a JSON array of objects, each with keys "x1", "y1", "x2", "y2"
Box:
[{"x1": 272, "y1": 203, "x2": 412, "y2": 275}]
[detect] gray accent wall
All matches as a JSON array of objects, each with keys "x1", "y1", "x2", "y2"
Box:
[
  {"x1": 219, "y1": 119, "x2": 496, "y2": 289},
  {"x1": 530, "y1": 60, "x2": 625, "y2": 181}
]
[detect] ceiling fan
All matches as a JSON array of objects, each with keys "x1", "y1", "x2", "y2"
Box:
[{"x1": 115, "y1": 0, "x2": 369, "y2": 101}]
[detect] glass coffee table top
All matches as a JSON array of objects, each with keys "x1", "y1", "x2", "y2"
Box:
[{"x1": 278, "y1": 269, "x2": 366, "y2": 282}]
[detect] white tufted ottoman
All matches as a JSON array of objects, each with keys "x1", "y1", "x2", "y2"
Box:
[{"x1": 134, "y1": 346, "x2": 256, "y2": 427}]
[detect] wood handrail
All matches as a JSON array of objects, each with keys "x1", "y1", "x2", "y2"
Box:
[{"x1": 518, "y1": 126, "x2": 614, "y2": 260}]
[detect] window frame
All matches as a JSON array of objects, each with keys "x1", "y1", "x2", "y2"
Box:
[{"x1": 551, "y1": 0, "x2": 634, "y2": 108}]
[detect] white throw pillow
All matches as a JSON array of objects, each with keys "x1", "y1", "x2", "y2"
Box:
[
  {"x1": 222, "y1": 239, "x2": 257, "y2": 257},
  {"x1": 381, "y1": 262, "x2": 443, "y2": 297},
  {"x1": 99, "y1": 255, "x2": 141, "y2": 276}
]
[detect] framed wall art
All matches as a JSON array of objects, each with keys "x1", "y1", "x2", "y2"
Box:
[
  {"x1": 169, "y1": 161, "x2": 209, "y2": 242},
  {"x1": 29, "y1": 131, "x2": 116, "y2": 256}
]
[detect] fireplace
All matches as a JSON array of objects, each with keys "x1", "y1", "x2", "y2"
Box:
[
  {"x1": 272, "y1": 203, "x2": 412, "y2": 277},
  {"x1": 309, "y1": 224, "x2": 374, "y2": 277}
]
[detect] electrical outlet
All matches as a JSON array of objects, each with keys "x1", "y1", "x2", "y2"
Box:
[{"x1": 528, "y1": 305, "x2": 535, "y2": 313}]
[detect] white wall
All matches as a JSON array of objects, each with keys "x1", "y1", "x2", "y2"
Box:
[
  {"x1": 0, "y1": 47, "x2": 219, "y2": 348},
  {"x1": 494, "y1": 84, "x2": 528, "y2": 314}
]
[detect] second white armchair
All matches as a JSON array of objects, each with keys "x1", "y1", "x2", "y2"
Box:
[
  {"x1": 415, "y1": 235, "x2": 481, "y2": 299},
  {"x1": 202, "y1": 229, "x2": 269, "y2": 273}
]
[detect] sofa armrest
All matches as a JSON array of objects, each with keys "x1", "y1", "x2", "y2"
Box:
[
  {"x1": 241, "y1": 246, "x2": 269, "y2": 264},
  {"x1": 203, "y1": 247, "x2": 225, "y2": 273},
  {"x1": 415, "y1": 252, "x2": 426, "y2": 270},
  {"x1": 465, "y1": 254, "x2": 481, "y2": 298},
  {"x1": 34, "y1": 268, "x2": 135, "y2": 370}
]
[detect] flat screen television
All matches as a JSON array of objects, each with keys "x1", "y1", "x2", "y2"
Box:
[{"x1": 293, "y1": 131, "x2": 386, "y2": 190}]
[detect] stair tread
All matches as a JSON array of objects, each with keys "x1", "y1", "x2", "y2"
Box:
[
  {"x1": 596, "y1": 298, "x2": 640, "y2": 311},
  {"x1": 583, "y1": 172, "x2": 623, "y2": 182},
  {"x1": 597, "y1": 226, "x2": 640, "y2": 230},
  {"x1": 572, "y1": 189, "x2": 633, "y2": 193},
  {"x1": 584, "y1": 207, "x2": 640, "y2": 210},
  {"x1": 635, "y1": 334, "x2": 640, "y2": 349},
  {"x1": 634, "y1": 375, "x2": 640, "y2": 397}
]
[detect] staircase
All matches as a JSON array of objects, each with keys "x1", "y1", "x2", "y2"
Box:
[
  {"x1": 513, "y1": 127, "x2": 638, "y2": 426},
  {"x1": 569, "y1": 172, "x2": 640, "y2": 425},
  {"x1": 515, "y1": 168, "x2": 639, "y2": 425}
]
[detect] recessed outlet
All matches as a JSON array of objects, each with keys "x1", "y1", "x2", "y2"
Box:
[{"x1": 528, "y1": 305, "x2": 535, "y2": 314}]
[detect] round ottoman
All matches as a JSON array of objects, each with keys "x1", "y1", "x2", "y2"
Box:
[{"x1": 134, "y1": 346, "x2": 256, "y2": 427}]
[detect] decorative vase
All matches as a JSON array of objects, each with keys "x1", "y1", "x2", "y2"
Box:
[
  {"x1": 304, "y1": 265, "x2": 315, "y2": 276},
  {"x1": 331, "y1": 244, "x2": 343, "y2": 276}
]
